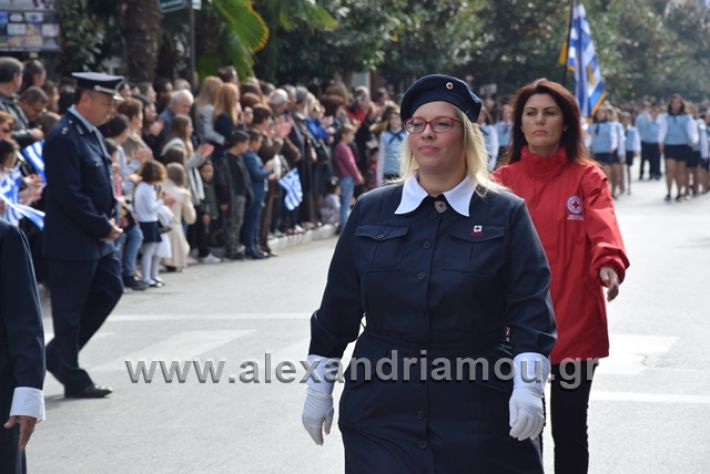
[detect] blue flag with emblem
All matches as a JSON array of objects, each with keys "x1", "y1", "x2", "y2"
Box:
[
  {"x1": 22, "y1": 139, "x2": 46, "y2": 183},
  {"x1": 0, "y1": 169, "x2": 45, "y2": 230},
  {"x1": 278, "y1": 168, "x2": 303, "y2": 211},
  {"x1": 566, "y1": 0, "x2": 606, "y2": 121}
]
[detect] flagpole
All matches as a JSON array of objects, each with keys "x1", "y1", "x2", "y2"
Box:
[{"x1": 562, "y1": 0, "x2": 575, "y2": 86}]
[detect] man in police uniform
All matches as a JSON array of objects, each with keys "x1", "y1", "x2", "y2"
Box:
[{"x1": 42, "y1": 72, "x2": 124, "y2": 399}]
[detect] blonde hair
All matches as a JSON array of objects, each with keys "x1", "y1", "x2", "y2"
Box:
[
  {"x1": 213, "y1": 83, "x2": 239, "y2": 125},
  {"x1": 196, "y1": 76, "x2": 223, "y2": 113},
  {"x1": 399, "y1": 106, "x2": 503, "y2": 197}
]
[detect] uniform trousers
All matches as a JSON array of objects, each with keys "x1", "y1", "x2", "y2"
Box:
[
  {"x1": 550, "y1": 360, "x2": 598, "y2": 474},
  {"x1": 0, "y1": 417, "x2": 25, "y2": 474},
  {"x1": 45, "y1": 253, "x2": 122, "y2": 392},
  {"x1": 223, "y1": 196, "x2": 246, "y2": 257}
]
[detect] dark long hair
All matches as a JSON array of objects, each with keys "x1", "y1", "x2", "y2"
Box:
[{"x1": 502, "y1": 79, "x2": 588, "y2": 165}]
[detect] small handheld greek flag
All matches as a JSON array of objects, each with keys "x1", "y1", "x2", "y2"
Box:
[
  {"x1": 22, "y1": 140, "x2": 46, "y2": 183},
  {"x1": 278, "y1": 168, "x2": 303, "y2": 211},
  {"x1": 0, "y1": 169, "x2": 45, "y2": 230}
]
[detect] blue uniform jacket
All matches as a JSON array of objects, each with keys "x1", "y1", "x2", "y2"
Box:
[
  {"x1": 0, "y1": 220, "x2": 44, "y2": 416},
  {"x1": 42, "y1": 109, "x2": 117, "y2": 260},
  {"x1": 309, "y1": 183, "x2": 556, "y2": 359}
]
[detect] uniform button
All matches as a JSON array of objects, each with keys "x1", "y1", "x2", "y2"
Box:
[
  {"x1": 417, "y1": 410, "x2": 426, "y2": 420},
  {"x1": 422, "y1": 240, "x2": 431, "y2": 249},
  {"x1": 376, "y1": 233, "x2": 385, "y2": 239},
  {"x1": 417, "y1": 440, "x2": 428, "y2": 449},
  {"x1": 416, "y1": 272, "x2": 426, "y2": 280}
]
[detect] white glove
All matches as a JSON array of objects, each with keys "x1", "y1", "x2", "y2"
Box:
[
  {"x1": 302, "y1": 354, "x2": 338, "y2": 445},
  {"x1": 508, "y1": 352, "x2": 549, "y2": 441},
  {"x1": 302, "y1": 388, "x2": 334, "y2": 445}
]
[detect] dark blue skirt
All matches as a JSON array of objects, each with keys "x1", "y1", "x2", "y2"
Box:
[{"x1": 139, "y1": 221, "x2": 161, "y2": 243}]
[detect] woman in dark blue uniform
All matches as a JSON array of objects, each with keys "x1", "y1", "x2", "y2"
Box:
[{"x1": 301, "y1": 75, "x2": 556, "y2": 473}]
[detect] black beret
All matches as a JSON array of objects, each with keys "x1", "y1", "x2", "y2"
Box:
[{"x1": 400, "y1": 74, "x2": 481, "y2": 123}]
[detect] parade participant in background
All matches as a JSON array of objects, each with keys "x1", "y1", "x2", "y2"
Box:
[
  {"x1": 636, "y1": 102, "x2": 662, "y2": 180},
  {"x1": 477, "y1": 106, "x2": 499, "y2": 171},
  {"x1": 375, "y1": 107, "x2": 404, "y2": 186},
  {"x1": 686, "y1": 104, "x2": 702, "y2": 197},
  {"x1": 134, "y1": 161, "x2": 175, "y2": 287},
  {"x1": 700, "y1": 111, "x2": 710, "y2": 193},
  {"x1": 659, "y1": 94, "x2": 698, "y2": 202},
  {"x1": 621, "y1": 112, "x2": 640, "y2": 196},
  {"x1": 495, "y1": 79, "x2": 630, "y2": 474},
  {"x1": 302, "y1": 74, "x2": 556, "y2": 473},
  {"x1": 0, "y1": 219, "x2": 45, "y2": 474},
  {"x1": 608, "y1": 107, "x2": 625, "y2": 195},
  {"x1": 495, "y1": 104, "x2": 513, "y2": 160},
  {"x1": 589, "y1": 105, "x2": 618, "y2": 196},
  {"x1": 42, "y1": 72, "x2": 124, "y2": 398}
]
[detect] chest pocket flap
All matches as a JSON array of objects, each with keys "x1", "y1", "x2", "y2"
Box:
[
  {"x1": 355, "y1": 224, "x2": 409, "y2": 270},
  {"x1": 444, "y1": 225, "x2": 506, "y2": 273}
]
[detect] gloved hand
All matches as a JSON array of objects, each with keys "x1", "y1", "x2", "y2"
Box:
[
  {"x1": 302, "y1": 388, "x2": 334, "y2": 445},
  {"x1": 508, "y1": 352, "x2": 549, "y2": 441},
  {"x1": 508, "y1": 386, "x2": 544, "y2": 441}
]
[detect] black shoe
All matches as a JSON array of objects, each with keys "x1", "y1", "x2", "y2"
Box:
[
  {"x1": 65, "y1": 384, "x2": 113, "y2": 399},
  {"x1": 246, "y1": 250, "x2": 268, "y2": 260},
  {"x1": 664, "y1": 194, "x2": 672, "y2": 202},
  {"x1": 125, "y1": 278, "x2": 148, "y2": 291}
]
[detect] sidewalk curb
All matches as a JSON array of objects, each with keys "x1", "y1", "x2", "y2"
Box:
[{"x1": 267, "y1": 224, "x2": 337, "y2": 252}]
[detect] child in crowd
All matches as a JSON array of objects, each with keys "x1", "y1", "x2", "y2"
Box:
[
  {"x1": 195, "y1": 161, "x2": 221, "y2": 263},
  {"x1": 162, "y1": 163, "x2": 197, "y2": 272},
  {"x1": 242, "y1": 130, "x2": 274, "y2": 259},
  {"x1": 376, "y1": 108, "x2": 404, "y2": 186},
  {"x1": 134, "y1": 161, "x2": 175, "y2": 287},
  {"x1": 319, "y1": 177, "x2": 340, "y2": 226},
  {"x1": 216, "y1": 130, "x2": 253, "y2": 260},
  {"x1": 621, "y1": 112, "x2": 640, "y2": 196},
  {"x1": 331, "y1": 123, "x2": 363, "y2": 229}
]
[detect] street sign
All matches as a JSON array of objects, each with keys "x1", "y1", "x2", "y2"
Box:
[{"x1": 157, "y1": 0, "x2": 187, "y2": 14}]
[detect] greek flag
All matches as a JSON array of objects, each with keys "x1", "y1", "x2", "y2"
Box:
[
  {"x1": 278, "y1": 168, "x2": 303, "y2": 211},
  {"x1": 566, "y1": 0, "x2": 606, "y2": 121},
  {"x1": 22, "y1": 140, "x2": 46, "y2": 183},
  {"x1": 0, "y1": 169, "x2": 45, "y2": 230}
]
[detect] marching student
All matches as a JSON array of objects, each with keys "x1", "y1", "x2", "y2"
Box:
[
  {"x1": 590, "y1": 106, "x2": 618, "y2": 196},
  {"x1": 686, "y1": 104, "x2": 703, "y2": 197},
  {"x1": 659, "y1": 94, "x2": 699, "y2": 202},
  {"x1": 636, "y1": 103, "x2": 663, "y2": 180},
  {"x1": 700, "y1": 111, "x2": 710, "y2": 194},
  {"x1": 477, "y1": 106, "x2": 499, "y2": 170},
  {"x1": 609, "y1": 108, "x2": 625, "y2": 195},
  {"x1": 621, "y1": 112, "x2": 640, "y2": 195}
]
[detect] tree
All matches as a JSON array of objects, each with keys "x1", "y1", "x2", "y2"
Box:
[{"x1": 123, "y1": 0, "x2": 162, "y2": 83}]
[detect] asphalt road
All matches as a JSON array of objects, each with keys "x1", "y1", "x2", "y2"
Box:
[{"x1": 28, "y1": 169, "x2": 710, "y2": 473}]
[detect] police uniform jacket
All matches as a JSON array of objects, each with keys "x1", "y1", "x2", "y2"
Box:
[
  {"x1": 309, "y1": 176, "x2": 556, "y2": 473},
  {"x1": 42, "y1": 108, "x2": 117, "y2": 261},
  {"x1": 0, "y1": 220, "x2": 45, "y2": 422}
]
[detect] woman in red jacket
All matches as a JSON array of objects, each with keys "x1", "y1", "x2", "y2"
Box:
[{"x1": 494, "y1": 79, "x2": 629, "y2": 474}]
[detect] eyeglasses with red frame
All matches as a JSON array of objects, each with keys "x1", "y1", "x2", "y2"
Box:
[{"x1": 403, "y1": 116, "x2": 461, "y2": 134}]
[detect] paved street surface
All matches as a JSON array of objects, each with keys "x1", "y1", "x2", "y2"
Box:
[{"x1": 30, "y1": 169, "x2": 710, "y2": 473}]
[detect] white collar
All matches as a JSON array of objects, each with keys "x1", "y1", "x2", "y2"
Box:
[{"x1": 394, "y1": 174, "x2": 476, "y2": 217}]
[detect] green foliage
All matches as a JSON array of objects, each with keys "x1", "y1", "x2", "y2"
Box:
[{"x1": 56, "y1": 0, "x2": 110, "y2": 74}]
